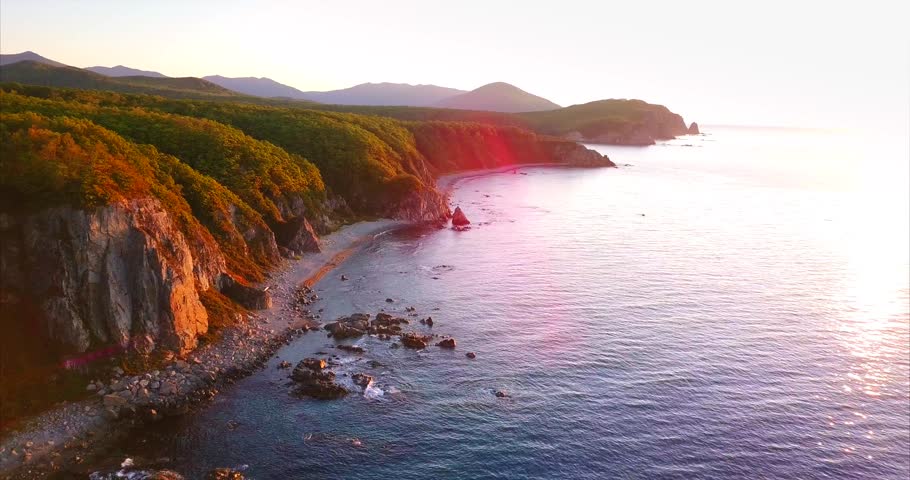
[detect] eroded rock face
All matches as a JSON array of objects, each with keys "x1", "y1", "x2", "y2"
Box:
[
  {"x1": 0, "y1": 198, "x2": 216, "y2": 356},
  {"x1": 688, "y1": 122, "x2": 700, "y2": 135}
]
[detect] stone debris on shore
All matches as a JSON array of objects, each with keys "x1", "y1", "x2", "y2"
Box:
[{"x1": 2, "y1": 289, "x2": 466, "y2": 478}]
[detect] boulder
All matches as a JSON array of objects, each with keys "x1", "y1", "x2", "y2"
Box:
[
  {"x1": 466, "y1": 352, "x2": 476, "y2": 359},
  {"x1": 399, "y1": 332, "x2": 430, "y2": 349},
  {"x1": 294, "y1": 358, "x2": 327, "y2": 373},
  {"x1": 273, "y1": 216, "x2": 320, "y2": 254},
  {"x1": 352, "y1": 373, "x2": 374, "y2": 389},
  {"x1": 219, "y1": 274, "x2": 272, "y2": 310},
  {"x1": 324, "y1": 314, "x2": 370, "y2": 338},
  {"x1": 452, "y1": 207, "x2": 470, "y2": 226},
  {"x1": 291, "y1": 368, "x2": 348, "y2": 400},
  {"x1": 436, "y1": 338, "x2": 456, "y2": 349}
]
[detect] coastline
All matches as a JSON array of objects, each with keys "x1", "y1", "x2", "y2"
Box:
[
  {"x1": 0, "y1": 219, "x2": 402, "y2": 478},
  {"x1": 436, "y1": 163, "x2": 565, "y2": 193},
  {"x1": 0, "y1": 163, "x2": 584, "y2": 478}
]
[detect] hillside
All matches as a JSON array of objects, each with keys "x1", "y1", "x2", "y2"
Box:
[
  {"x1": 0, "y1": 83, "x2": 613, "y2": 422},
  {"x1": 0, "y1": 50, "x2": 68, "y2": 67},
  {"x1": 86, "y1": 65, "x2": 168, "y2": 77},
  {"x1": 435, "y1": 82, "x2": 560, "y2": 113},
  {"x1": 298, "y1": 82, "x2": 467, "y2": 106},
  {"x1": 0, "y1": 60, "x2": 695, "y2": 145},
  {"x1": 0, "y1": 61, "x2": 241, "y2": 98}
]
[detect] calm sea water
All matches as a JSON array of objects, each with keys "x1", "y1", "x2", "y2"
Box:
[{"x1": 112, "y1": 127, "x2": 910, "y2": 479}]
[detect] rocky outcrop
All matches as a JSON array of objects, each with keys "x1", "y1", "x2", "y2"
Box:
[
  {"x1": 688, "y1": 122, "x2": 700, "y2": 135},
  {"x1": 400, "y1": 332, "x2": 430, "y2": 349},
  {"x1": 385, "y1": 187, "x2": 450, "y2": 223},
  {"x1": 0, "y1": 198, "x2": 220, "y2": 356},
  {"x1": 273, "y1": 216, "x2": 320, "y2": 254},
  {"x1": 218, "y1": 274, "x2": 272, "y2": 310},
  {"x1": 568, "y1": 109, "x2": 689, "y2": 145},
  {"x1": 452, "y1": 207, "x2": 471, "y2": 226},
  {"x1": 544, "y1": 140, "x2": 616, "y2": 167}
]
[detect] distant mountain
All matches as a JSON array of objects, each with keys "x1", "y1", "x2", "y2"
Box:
[
  {"x1": 298, "y1": 82, "x2": 467, "y2": 107},
  {"x1": 0, "y1": 61, "x2": 241, "y2": 99},
  {"x1": 203, "y1": 75, "x2": 308, "y2": 99},
  {"x1": 435, "y1": 82, "x2": 560, "y2": 113},
  {"x1": 0, "y1": 51, "x2": 68, "y2": 68},
  {"x1": 87, "y1": 65, "x2": 168, "y2": 78}
]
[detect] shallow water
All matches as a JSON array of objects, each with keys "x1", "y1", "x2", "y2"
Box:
[{"x1": 109, "y1": 127, "x2": 910, "y2": 479}]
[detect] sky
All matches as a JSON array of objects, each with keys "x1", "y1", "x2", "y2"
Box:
[{"x1": 1, "y1": 0, "x2": 908, "y2": 130}]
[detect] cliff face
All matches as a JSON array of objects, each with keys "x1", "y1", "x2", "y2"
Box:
[
  {"x1": 385, "y1": 187, "x2": 451, "y2": 223},
  {"x1": 0, "y1": 198, "x2": 221, "y2": 357}
]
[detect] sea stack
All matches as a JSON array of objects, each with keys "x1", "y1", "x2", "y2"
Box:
[
  {"x1": 688, "y1": 122, "x2": 700, "y2": 134},
  {"x1": 452, "y1": 206, "x2": 470, "y2": 226}
]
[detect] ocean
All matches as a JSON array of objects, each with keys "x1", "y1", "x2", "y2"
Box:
[{"x1": 104, "y1": 126, "x2": 910, "y2": 479}]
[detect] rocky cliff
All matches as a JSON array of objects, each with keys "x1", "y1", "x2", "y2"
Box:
[{"x1": 0, "y1": 198, "x2": 219, "y2": 357}]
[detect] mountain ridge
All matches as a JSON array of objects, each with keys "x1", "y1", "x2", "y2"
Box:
[
  {"x1": 86, "y1": 65, "x2": 168, "y2": 78},
  {"x1": 435, "y1": 82, "x2": 561, "y2": 113}
]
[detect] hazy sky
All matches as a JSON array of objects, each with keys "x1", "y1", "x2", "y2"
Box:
[{"x1": 2, "y1": 0, "x2": 908, "y2": 130}]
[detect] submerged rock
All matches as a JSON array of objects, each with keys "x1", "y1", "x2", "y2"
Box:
[
  {"x1": 452, "y1": 206, "x2": 471, "y2": 226},
  {"x1": 336, "y1": 345, "x2": 365, "y2": 354},
  {"x1": 466, "y1": 352, "x2": 476, "y2": 359}
]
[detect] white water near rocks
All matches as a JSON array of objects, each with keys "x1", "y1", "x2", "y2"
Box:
[{"x1": 101, "y1": 126, "x2": 909, "y2": 479}]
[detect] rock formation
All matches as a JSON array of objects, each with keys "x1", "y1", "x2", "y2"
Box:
[
  {"x1": 688, "y1": 122, "x2": 700, "y2": 135},
  {"x1": 0, "y1": 198, "x2": 219, "y2": 356},
  {"x1": 273, "y1": 216, "x2": 320, "y2": 254},
  {"x1": 452, "y1": 207, "x2": 471, "y2": 226}
]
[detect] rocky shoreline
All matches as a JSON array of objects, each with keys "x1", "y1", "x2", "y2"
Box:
[
  {"x1": 0, "y1": 163, "x2": 614, "y2": 479},
  {"x1": 0, "y1": 220, "x2": 401, "y2": 479}
]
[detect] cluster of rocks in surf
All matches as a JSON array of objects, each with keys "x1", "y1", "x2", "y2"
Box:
[{"x1": 282, "y1": 309, "x2": 465, "y2": 400}]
